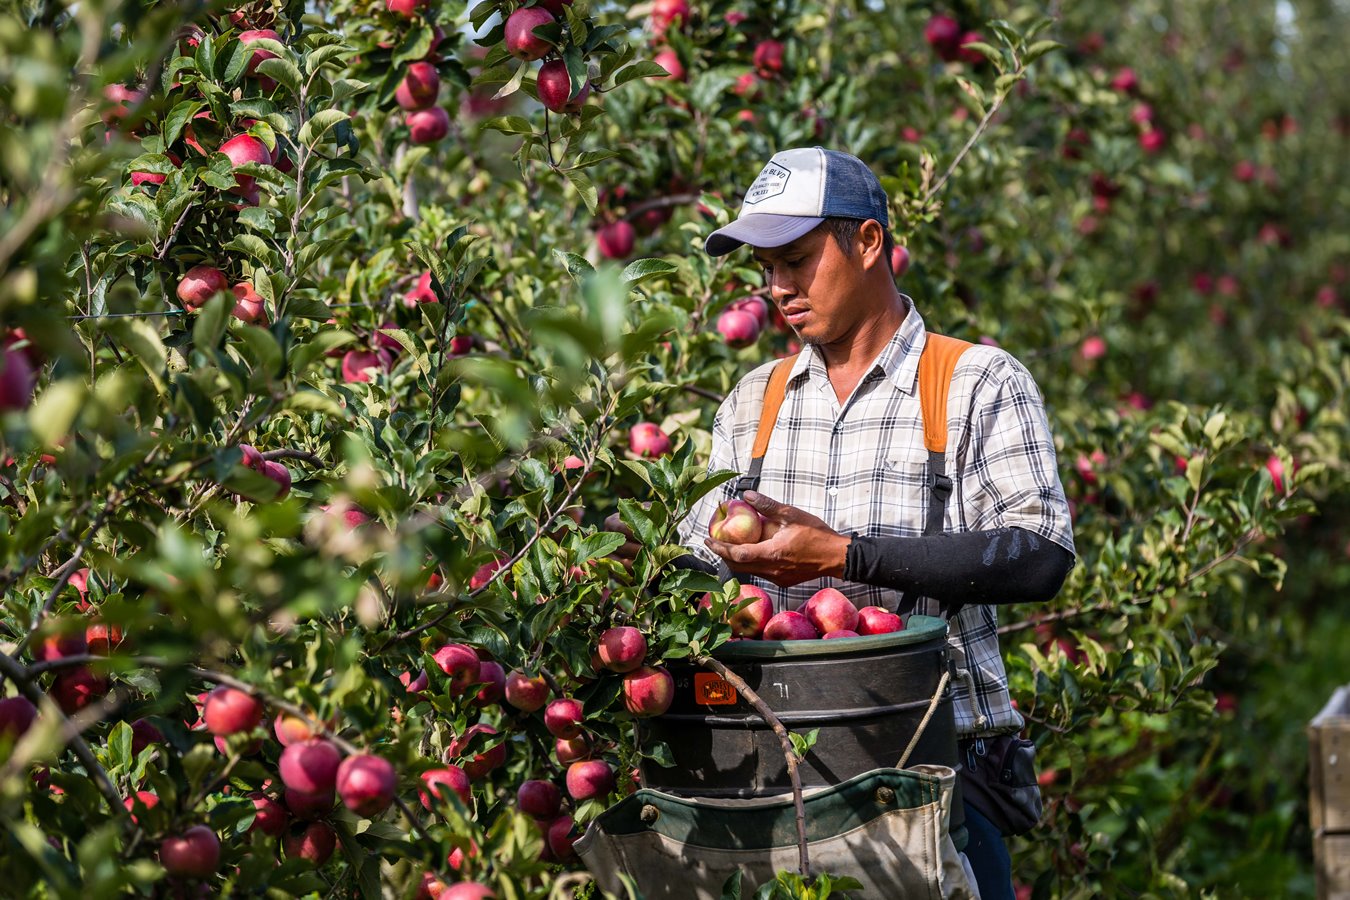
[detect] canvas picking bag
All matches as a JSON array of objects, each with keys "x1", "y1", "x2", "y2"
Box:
[{"x1": 576, "y1": 764, "x2": 980, "y2": 899}]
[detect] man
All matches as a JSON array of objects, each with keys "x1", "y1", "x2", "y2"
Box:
[{"x1": 674, "y1": 147, "x2": 1076, "y2": 898}]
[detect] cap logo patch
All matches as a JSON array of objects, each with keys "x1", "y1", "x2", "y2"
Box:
[{"x1": 744, "y1": 163, "x2": 791, "y2": 204}]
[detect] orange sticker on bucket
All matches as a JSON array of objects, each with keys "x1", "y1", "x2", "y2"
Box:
[{"x1": 694, "y1": 673, "x2": 738, "y2": 706}]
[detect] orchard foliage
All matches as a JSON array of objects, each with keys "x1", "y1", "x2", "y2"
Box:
[{"x1": 0, "y1": 0, "x2": 1348, "y2": 897}]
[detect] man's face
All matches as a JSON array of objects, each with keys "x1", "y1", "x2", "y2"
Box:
[{"x1": 751, "y1": 225, "x2": 867, "y2": 346}]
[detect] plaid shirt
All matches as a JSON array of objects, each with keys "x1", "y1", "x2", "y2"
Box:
[{"x1": 677, "y1": 304, "x2": 1076, "y2": 737}]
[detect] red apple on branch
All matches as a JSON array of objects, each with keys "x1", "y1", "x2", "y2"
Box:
[
  {"x1": 160, "y1": 825, "x2": 220, "y2": 877},
  {"x1": 597, "y1": 626, "x2": 647, "y2": 673},
  {"x1": 284, "y1": 821, "x2": 337, "y2": 866},
  {"x1": 407, "y1": 106, "x2": 450, "y2": 144},
  {"x1": 447, "y1": 723, "x2": 505, "y2": 779},
  {"x1": 0, "y1": 697, "x2": 37, "y2": 741},
  {"x1": 565, "y1": 758, "x2": 615, "y2": 801},
  {"x1": 396, "y1": 61, "x2": 441, "y2": 111},
  {"x1": 279, "y1": 738, "x2": 343, "y2": 795},
  {"x1": 203, "y1": 686, "x2": 263, "y2": 736},
  {"x1": 517, "y1": 779, "x2": 562, "y2": 819},
  {"x1": 336, "y1": 753, "x2": 397, "y2": 817},
  {"x1": 504, "y1": 7, "x2": 554, "y2": 61},
  {"x1": 420, "y1": 765, "x2": 472, "y2": 809},
  {"x1": 597, "y1": 220, "x2": 636, "y2": 260},
  {"x1": 504, "y1": 670, "x2": 549, "y2": 711},
  {"x1": 434, "y1": 643, "x2": 482, "y2": 695},
  {"x1": 629, "y1": 422, "x2": 671, "y2": 458},
  {"x1": 177, "y1": 266, "x2": 229, "y2": 310},
  {"x1": 544, "y1": 698, "x2": 584, "y2": 739},
  {"x1": 622, "y1": 666, "x2": 674, "y2": 716}
]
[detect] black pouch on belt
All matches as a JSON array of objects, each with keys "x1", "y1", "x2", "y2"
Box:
[{"x1": 958, "y1": 733, "x2": 1044, "y2": 837}]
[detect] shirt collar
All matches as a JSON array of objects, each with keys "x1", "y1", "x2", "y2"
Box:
[{"x1": 786, "y1": 298, "x2": 927, "y2": 396}]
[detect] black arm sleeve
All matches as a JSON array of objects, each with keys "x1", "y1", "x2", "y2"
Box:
[
  {"x1": 842, "y1": 526, "x2": 1073, "y2": 606},
  {"x1": 670, "y1": 553, "x2": 720, "y2": 576}
]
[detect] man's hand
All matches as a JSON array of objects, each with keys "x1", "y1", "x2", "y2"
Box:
[{"x1": 703, "y1": 491, "x2": 852, "y2": 587}]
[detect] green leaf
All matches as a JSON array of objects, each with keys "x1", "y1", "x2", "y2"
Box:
[
  {"x1": 612, "y1": 60, "x2": 671, "y2": 89},
  {"x1": 621, "y1": 258, "x2": 679, "y2": 285},
  {"x1": 255, "y1": 57, "x2": 303, "y2": 94},
  {"x1": 553, "y1": 249, "x2": 594, "y2": 279},
  {"x1": 109, "y1": 318, "x2": 169, "y2": 393},
  {"x1": 564, "y1": 168, "x2": 598, "y2": 214},
  {"x1": 481, "y1": 115, "x2": 536, "y2": 136},
  {"x1": 1023, "y1": 39, "x2": 1063, "y2": 65},
  {"x1": 491, "y1": 61, "x2": 529, "y2": 101},
  {"x1": 192, "y1": 293, "x2": 231, "y2": 350},
  {"x1": 163, "y1": 99, "x2": 204, "y2": 147},
  {"x1": 28, "y1": 379, "x2": 86, "y2": 446},
  {"x1": 298, "y1": 108, "x2": 350, "y2": 147}
]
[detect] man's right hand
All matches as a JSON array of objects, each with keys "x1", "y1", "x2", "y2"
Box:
[{"x1": 603, "y1": 511, "x2": 643, "y2": 569}]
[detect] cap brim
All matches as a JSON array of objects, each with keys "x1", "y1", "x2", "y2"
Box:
[{"x1": 704, "y1": 214, "x2": 825, "y2": 257}]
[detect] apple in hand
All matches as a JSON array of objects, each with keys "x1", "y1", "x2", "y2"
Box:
[
  {"x1": 709, "y1": 498, "x2": 764, "y2": 544},
  {"x1": 762, "y1": 610, "x2": 819, "y2": 641},
  {"x1": 856, "y1": 606, "x2": 905, "y2": 635},
  {"x1": 801, "y1": 587, "x2": 858, "y2": 635}
]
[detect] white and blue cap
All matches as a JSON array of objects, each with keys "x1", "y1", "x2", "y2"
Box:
[{"x1": 704, "y1": 147, "x2": 890, "y2": 257}]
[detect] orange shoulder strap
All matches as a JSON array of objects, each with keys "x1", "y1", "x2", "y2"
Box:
[
  {"x1": 918, "y1": 333, "x2": 973, "y2": 454},
  {"x1": 751, "y1": 354, "x2": 799, "y2": 460}
]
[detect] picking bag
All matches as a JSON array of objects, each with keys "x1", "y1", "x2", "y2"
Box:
[{"x1": 576, "y1": 764, "x2": 980, "y2": 899}]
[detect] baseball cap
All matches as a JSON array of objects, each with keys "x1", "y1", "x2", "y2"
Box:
[{"x1": 704, "y1": 147, "x2": 890, "y2": 257}]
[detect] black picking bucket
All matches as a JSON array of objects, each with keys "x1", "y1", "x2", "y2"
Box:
[{"x1": 638, "y1": 615, "x2": 964, "y2": 837}]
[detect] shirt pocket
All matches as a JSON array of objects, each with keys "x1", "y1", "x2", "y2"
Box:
[{"x1": 874, "y1": 447, "x2": 933, "y2": 534}]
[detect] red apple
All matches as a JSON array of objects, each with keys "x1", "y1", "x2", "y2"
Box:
[
  {"x1": 1080, "y1": 335, "x2": 1107, "y2": 361},
  {"x1": 0, "y1": 346, "x2": 35, "y2": 412},
  {"x1": 0, "y1": 697, "x2": 38, "y2": 741},
  {"x1": 555, "y1": 735, "x2": 590, "y2": 764},
  {"x1": 727, "y1": 585, "x2": 773, "y2": 638},
  {"x1": 239, "y1": 29, "x2": 280, "y2": 76},
  {"x1": 597, "y1": 220, "x2": 636, "y2": 259},
  {"x1": 472, "y1": 660, "x2": 506, "y2": 707},
  {"x1": 1111, "y1": 67, "x2": 1138, "y2": 93},
  {"x1": 504, "y1": 7, "x2": 554, "y2": 61},
  {"x1": 566, "y1": 759, "x2": 615, "y2": 801},
  {"x1": 278, "y1": 738, "x2": 343, "y2": 795},
  {"x1": 802, "y1": 588, "x2": 859, "y2": 635},
  {"x1": 51, "y1": 667, "x2": 107, "y2": 713},
  {"x1": 231, "y1": 282, "x2": 267, "y2": 324},
  {"x1": 822, "y1": 629, "x2": 860, "y2": 639},
  {"x1": 284, "y1": 821, "x2": 337, "y2": 866},
  {"x1": 753, "y1": 40, "x2": 785, "y2": 77},
  {"x1": 336, "y1": 753, "x2": 397, "y2": 817},
  {"x1": 443, "y1": 884, "x2": 495, "y2": 900},
  {"x1": 273, "y1": 711, "x2": 316, "y2": 746},
  {"x1": 1138, "y1": 128, "x2": 1166, "y2": 154},
  {"x1": 218, "y1": 133, "x2": 271, "y2": 196},
  {"x1": 284, "y1": 785, "x2": 334, "y2": 819},
  {"x1": 504, "y1": 670, "x2": 548, "y2": 711},
  {"x1": 517, "y1": 779, "x2": 562, "y2": 819},
  {"x1": 259, "y1": 460, "x2": 292, "y2": 499},
  {"x1": 717, "y1": 308, "x2": 761, "y2": 348},
  {"x1": 402, "y1": 668, "x2": 430, "y2": 695},
  {"x1": 536, "y1": 59, "x2": 574, "y2": 113},
  {"x1": 130, "y1": 717, "x2": 163, "y2": 754},
  {"x1": 1266, "y1": 454, "x2": 1288, "y2": 492},
  {"x1": 341, "y1": 349, "x2": 390, "y2": 383},
  {"x1": 709, "y1": 498, "x2": 764, "y2": 543},
  {"x1": 396, "y1": 61, "x2": 441, "y2": 110},
  {"x1": 650, "y1": 0, "x2": 689, "y2": 36},
  {"x1": 420, "y1": 765, "x2": 472, "y2": 809},
  {"x1": 730, "y1": 296, "x2": 769, "y2": 329},
  {"x1": 202, "y1": 686, "x2": 263, "y2": 736},
  {"x1": 176, "y1": 266, "x2": 229, "y2": 310},
  {"x1": 544, "y1": 698, "x2": 584, "y2": 739},
  {"x1": 160, "y1": 825, "x2": 220, "y2": 877},
  {"x1": 249, "y1": 792, "x2": 288, "y2": 836},
  {"x1": 124, "y1": 790, "x2": 160, "y2": 824},
  {"x1": 405, "y1": 270, "x2": 437, "y2": 305},
  {"x1": 597, "y1": 626, "x2": 647, "y2": 673},
  {"x1": 628, "y1": 422, "x2": 671, "y2": 457},
  {"x1": 763, "y1": 610, "x2": 819, "y2": 641},
  {"x1": 891, "y1": 245, "x2": 911, "y2": 278},
  {"x1": 447, "y1": 723, "x2": 505, "y2": 779},
  {"x1": 856, "y1": 606, "x2": 904, "y2": 635},
  {"x1": 924, "y1": 13, "x2": 962, "y2": 61},
  {"x1": 622, "y1": 666, "x2": 674, "y2": 717},
  {"x1": 33, "y1": 628, "x2": 87, "y2": 663},
  {"x1": 386, "y1": 0, "x2": 425, "y2": 17},
  {"x1": 546, "y1": 814, "x2": 576, "y2": 860},
  {"x1": 130, "y1": 151, "x2": 181, "y2": 187},
  {"x1": 433, "y1": 643, "x2": 481, "y2": 695},
  {"x1": 406, "y1": 105, "x2": 450, "y2": 145},
  {"x1": 468, "y1": 557, "x2": 506, "y2": 590},
  {"x1": 85, "y1": 622, "x2": 123, "y2": 655},
  {"x1": 654, "y1": 48, "x2": 685, "y2": 81}
]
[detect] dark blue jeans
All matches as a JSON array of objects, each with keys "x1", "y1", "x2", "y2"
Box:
[{"x1": 962, "y1": 800, "x2": 1015, "y2": 900}]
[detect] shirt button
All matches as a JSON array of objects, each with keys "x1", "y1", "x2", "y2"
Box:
[{"x1": 828, "y1": 487, "x2": 839, "y2": 497}]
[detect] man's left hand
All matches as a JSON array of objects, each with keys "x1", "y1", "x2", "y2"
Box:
[{"x1": 703, "y1": 491, "x2": 852, "y2": 587}]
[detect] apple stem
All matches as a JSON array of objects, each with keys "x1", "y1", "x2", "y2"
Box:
[{"x1": 694, "y1": 654, "x2": 810, "y2": 880}]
